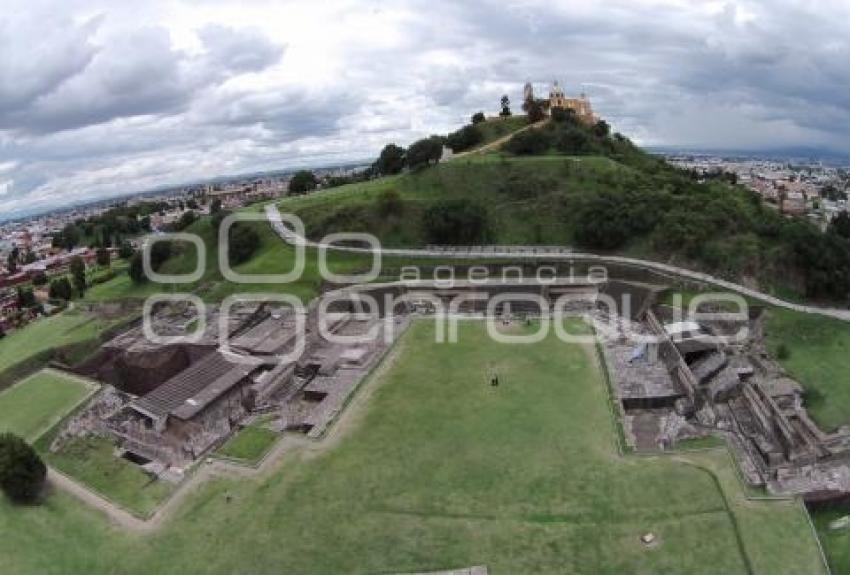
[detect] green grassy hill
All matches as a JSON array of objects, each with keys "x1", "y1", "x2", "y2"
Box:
[{"x1": 281, "y1": 115, "x2": 850, "y2": 304}]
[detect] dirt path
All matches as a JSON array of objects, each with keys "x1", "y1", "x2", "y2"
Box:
[{"x1": 451, "y1": 119, "x2": 549, "y2": 159}]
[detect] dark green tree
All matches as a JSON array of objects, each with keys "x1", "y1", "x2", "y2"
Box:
[
  {"x1": 0, "y1": 433, "x2": 47, "y2": 504},
  {"x1": 48, "y1": 277, "x2": 73, "y2": 301},
  {"x1": 118, "y1": 241, "x2": 134, "y2": 260},
  {"x1": 471, "y1": 112, "x2": 485, "y2": 124},
  {"x1": 69, "y1": 256, "x2": 86, "y2": 296},
  {"x1": 829, "y1": 212, "x2": 850, "y2": 239},
  {"x1": 16, "y1": 286, "x2": 36, "y2": 308},
  {"x1": 422, "y1": 199, "x2": 490, "y2": 245},
  {"x1": 95, "y1": 247, "x2": 110, "y2": 268},
  {"x1": 406, "y1": 136, "x2": 444, "y2": 170},
  {"x1": 228, "y1": 224, "x2": 261, "y2": 265},
  {"x1": 445, "y1": 125, "x2": 482, "y2": 153},
  {"x1": 289, "y1": 170, "x2": 319, "y2": 195},
  {"x1": 499, "y1": 94, "x2": 511, "y2": 117},
  {"x1": 373, "y1": 144, "x2": 406, "y2": 175}
]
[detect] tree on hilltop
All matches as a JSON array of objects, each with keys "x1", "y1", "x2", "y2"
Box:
[
  {"x1": 499, "y1": 94, "x2": 512, "y2": 117},
  {"x1": 406, "y1": 136, "x2": 444, "y2": 170},
  {"x1": 526, "y1": 98, "x2": 545, "y2": 123},
  {"x1": 471, "y1": 112, "x2": 485, "y2": 124},
  {"x1": 373, "y1": 144, "x2": 406, "y2": 176},
  {"x1": 289, "y1": 170, "x2": 318, "y2": 195}
]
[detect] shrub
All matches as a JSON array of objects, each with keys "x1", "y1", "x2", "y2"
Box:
[
  {"x1": 471, "y1": 112, "x2": 485, "y2": 124},
  {"x1": 228, "y1": 224, "x2": 261, "y2": 266},
  {"x1": 422, "y1": 199, "x2": 489, "y2": 245},
  {"x1": 48, "y1": 277, "x2": 73, "y2": 300},
  {"x1": 0, "y1": 433, "x2": 46, "y2": 504},
  {"x1": 777, "y1": 343, "x2": 791, "y2": 360},
  {"x1": 503, "y1": 129, "x2": 550, "y2": 155},
  {"x1": 445, "y1": 125, "x2": 483, "y2": 153},
  {"x1": 377, "y1": 190, "x2": 404, "y2": 217},
  {"x1": 118, "y1": 240, "x2": 134, "y2": 260},
  {"x1": 554, "y1": 127, "x2": 593, "y2": 155}
]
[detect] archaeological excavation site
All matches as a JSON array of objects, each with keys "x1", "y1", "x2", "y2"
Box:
[{"x1": 40, "y1": 263, "x2": 850, "y2": 511}]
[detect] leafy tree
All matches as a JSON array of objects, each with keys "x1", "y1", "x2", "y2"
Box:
[
  {"x1": 572, "y1": 191, "x2": 636, "y2": 250},
  {"x1": 6, "y1": 247, "x2": 18, "y2": 274},
  {"x1": 186, "y1": 198, "x2": 199, "y2": 210},
  {"x1": 422, "y1": 199, "x2": 490, "y2": 245},
  {"x1": 210, "y1": 198, "x2": 223, "y2": 214},
  {"x1": 32, "y1": 271, "x2": 48, "y2": 287},
  {"x1": 23, "y1": 250, "x2": 37, "y2": 264},
  {"x1": 59, "y1": 223, "x2": 81, "y2": 251},
  {"x1": 16, "y1": 286, "x2": 36, "y2": 308},
  {"x1": 128, "y1": 253, "x2": 145, "y2": 283},
  {"x1": 554, "y1": 127, "x2": 593, "y2": 155},
  {"x1": 373, "y1": 144, "x2": 406, "y2": 176},
  {"x1": 526, "y1": 98, "x2": 545, "y2": 123},
  {"x1": 593, "y1": 120, "x2": 611, "y2": 138},
  {"x1": 406, "y1": 136, "x2": 444, "y2": 170},
  {"x1": 0, "y1": 433, "x2": 46, "y2": 504},
  {"x1": 95, "y1": 247, "x2": 110, "y2": 268},
  {"x1": 289, "y1": 170, "x2": 319, "y2": 195},
  {"x1": 829, "y1": 212, "x2": 850, "y2": 239},
  {"x1": 471, "y1": 112, "x2": 485, "y2": 124},
  {"x1": 228, "y1": 224, "x2": 261, "y2": 266},
  {"x1": 48, "y1": 277, "x2": 73, "y2": 301},
  {"x1": 118, "y1": 240, "x2": 134, "y2": 260},
  {"x1": 445, "y1": 125, "x2": 482, "y2": 153},
  {"x1": 551, "y1": 107, "x2": 577, "y2": 124},
  {"x1": 69, "y1": 256, "x2": 86, "y2": 296},
  {"x1": 174, "y1": 210, "x2": 197, "y2": 231},
  {"x1": 499, "y1": 94, "x2": 511, "y2": 117}
]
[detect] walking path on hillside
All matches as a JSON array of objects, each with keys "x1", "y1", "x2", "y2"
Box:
[
  {"x1": 451, "y1": 119, "x2": 549, "y2": 158},
  {"x1": 266, "y1": 205, "x2": 850, "y2": 322}
]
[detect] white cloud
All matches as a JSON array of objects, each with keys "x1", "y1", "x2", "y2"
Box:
[{"x1": 2, "y1": 0, "x2": 850, "y2": 215}]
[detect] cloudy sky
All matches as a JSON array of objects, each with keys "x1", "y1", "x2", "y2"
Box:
[{"x1": 2, "y1": 0, "x2": 850, "y2": 216}]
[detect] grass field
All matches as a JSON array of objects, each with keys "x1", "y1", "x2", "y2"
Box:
[
  {"x1": 0, "y1": 320, "x2": 824, "y2": 574},
  {"x1": 284, "y1": 155, "x2": 631, "y2": 247},
  {"x1": 763, "y1": 308, "x2": 850, "y2": 431},
  {"x1": 216, "y1": 417, "x2": 278, "y2": 464},
  {"x1": 811, "y1": 506, "x2": 850, "y2": 573},
  {"x1": 0, "y1": 369, "x2": 96, "y2": 441},
  {"x1": 37, "y1": 435, "x2": 174, "y2": 517},
  {"x1": 0, "y1": 310, "x2": 111, "y2": 376}
]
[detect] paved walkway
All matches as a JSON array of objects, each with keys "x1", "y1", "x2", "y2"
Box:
[{"x1": 266, "y1": 205, "x2": 850, "y2": 322}]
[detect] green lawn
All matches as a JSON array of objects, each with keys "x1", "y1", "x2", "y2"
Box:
[
  {"x1": 84, "y1": 216, "x2": 374, "y2": 304},
  {"x1": 38, "y1": 435, "x2": 174, "y2": 518},
  {"x1": 811, "y1": 506, "x2": 850, "y2": 573},
  {"x1": 0, "y1": 310, "x2": 108, "y2": 375},
  {"x1": 0, "y1": 369, "x2": 97, "y2": 441},
  {"x1": 216, "y1": 418, "x2": 278, "y2": 464},
  {"x1": 763, "y1": 308, "x2": 850, "y2": 431},
  {"x1": 0, "y1": 320, "x2": 823, "y2": 574}
]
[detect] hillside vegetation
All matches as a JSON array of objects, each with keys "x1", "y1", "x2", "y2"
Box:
[{"x1": 283, "y1": 112, "x2": 850, "y2": 302}]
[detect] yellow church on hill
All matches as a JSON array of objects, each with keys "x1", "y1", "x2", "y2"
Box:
[{"x1": 524, "y1": 80, "x2": 597, "y2": 125}]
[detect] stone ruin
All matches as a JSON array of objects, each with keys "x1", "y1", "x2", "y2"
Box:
[{"x1": 597, "y1": 283, "x2": 850, "y2": 500}]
